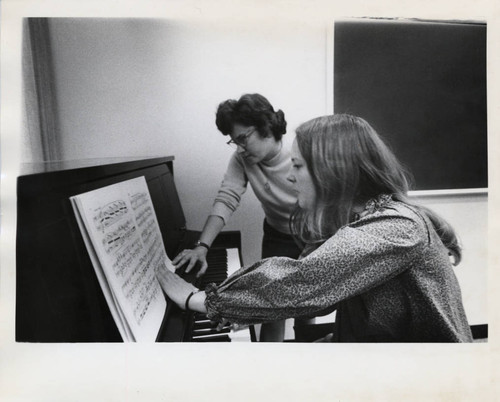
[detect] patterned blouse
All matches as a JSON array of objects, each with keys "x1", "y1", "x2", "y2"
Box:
[{"x1": 205, "y1": 195, "x2": 473, "y2": 342}]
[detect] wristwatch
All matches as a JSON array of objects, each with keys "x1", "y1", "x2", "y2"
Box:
[{"x1": 194, "y1": 240, "x2": 210, "y2": 250}]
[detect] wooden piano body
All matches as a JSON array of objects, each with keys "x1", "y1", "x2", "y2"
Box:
[{"x1": 16, "y1": 156, "x2": 253, "y2": 342}]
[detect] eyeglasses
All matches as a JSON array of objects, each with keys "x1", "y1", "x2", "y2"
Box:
[{"x1": 226, "y1": 129, "x2": 256, "y2": 149}]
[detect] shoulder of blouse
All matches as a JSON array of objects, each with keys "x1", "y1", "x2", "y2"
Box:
[
  {"x1": 351, "y1": 195, "x2": 421, "y2": 223},
  {"x1": 339, "y1": 196, "x2": 428, "y2": 245}
]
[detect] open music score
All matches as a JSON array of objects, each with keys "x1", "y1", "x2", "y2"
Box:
[{"x1": 70, "y1": 176, "x2": 173, "y2": 342}]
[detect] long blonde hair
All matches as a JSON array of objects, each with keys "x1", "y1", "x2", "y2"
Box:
[{"x1": 291, "y1": 114, "x2": 461, "y2": 264}]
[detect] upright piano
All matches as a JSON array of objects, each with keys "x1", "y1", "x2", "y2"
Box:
[{"x1": 16, "y1": 156, "x2": 254, "y2": 342}]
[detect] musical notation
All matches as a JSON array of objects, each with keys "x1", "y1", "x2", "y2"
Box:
[
  {"x1": 135, "y1": 205, "x2": 153, "y2": 228},
  {"x1": 93, "y1": 200, "x2": 128, "y2": 231},
  {"x1": 130, "y1": 191, "x2": 149, "y2": 211},
  {"x1": 112, "y1": 237, "x2": 143, "y2": 277},
  {"x1": 140, "y1": 218, "x2": 156, "y2": 246},
  {"x1": 101, "y1": 219, "x2": 136, "y2": 254}
]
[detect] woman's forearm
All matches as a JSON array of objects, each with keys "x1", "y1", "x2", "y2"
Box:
[
  {"x1": 198, "y1": 215, "x2": 225, "y2": 247},
  {"x1": 187, "y1": 291, "x2": 208, "y2": 313}
]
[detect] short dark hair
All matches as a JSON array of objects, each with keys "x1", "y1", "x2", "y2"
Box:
[{"x1": 215, "y1": 93, "x2": 287, "y2": 141}]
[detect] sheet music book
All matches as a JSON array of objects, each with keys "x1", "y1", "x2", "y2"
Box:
[{"x1": 70, "y1": 176, "x2": 174, "y2": 342}]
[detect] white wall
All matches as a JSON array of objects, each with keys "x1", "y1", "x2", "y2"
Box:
[
  {"x1": 45, "y1": 18, "x2": 486, "y2": 325},
  {"x1": 48, "y1": 18, "x2": 327, "y2": 268},
  {"x1": 414, "y1": 193, "x2": 488, "y2": 325}
]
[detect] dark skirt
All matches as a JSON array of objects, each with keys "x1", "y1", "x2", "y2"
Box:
[{"x1": 261, "y1": 219, "x2": 302, "y2": 259}]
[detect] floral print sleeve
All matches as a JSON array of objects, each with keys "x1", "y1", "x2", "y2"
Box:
[{"x1": 205, "y1": 201, "x2": 429, "y2": 325}]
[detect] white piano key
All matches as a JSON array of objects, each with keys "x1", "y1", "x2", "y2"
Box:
[{"x1": 226, "y1": 248, "x2": 242, "y2": 277}]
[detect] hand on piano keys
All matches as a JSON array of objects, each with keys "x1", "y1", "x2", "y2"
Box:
[{"x1": 172, "y1": 246, "x2": 209, "y2": 277}]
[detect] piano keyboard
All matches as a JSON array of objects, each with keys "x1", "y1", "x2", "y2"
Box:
[{"x1": 189, "y1": 248, "x2": 253, "y2": 342}]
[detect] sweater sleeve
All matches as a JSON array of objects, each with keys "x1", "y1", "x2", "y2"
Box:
[
  {"x1": 210, "y1": 152, "x2": 248, "y2": 224},
  {"x1": 205, "y1": 209, "x2": 428, "y2": 325}
]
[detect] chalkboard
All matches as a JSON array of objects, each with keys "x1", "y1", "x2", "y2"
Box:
[{"x1": 334, "y1": 20, "x2": 487, "y2": 191}]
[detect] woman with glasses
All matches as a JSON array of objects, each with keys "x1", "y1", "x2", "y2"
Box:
[
  {"x1": 173, "y1": 93, "x2": 305, "y2": 342},
  {"x1": 158, "y1": 114, "x2": 472, "y2": 343}
]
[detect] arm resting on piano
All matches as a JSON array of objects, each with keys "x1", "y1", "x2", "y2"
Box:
[{"x1": 157, "y1": 267, "x2": 208, "y2": 313}]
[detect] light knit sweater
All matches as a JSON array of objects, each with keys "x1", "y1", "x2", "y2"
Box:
[
  {"x1": 210, "y1": 144, "x2": 297, "y2": 234},
  {"x1": 205, "y1": 196, "x2": 473, "y2": 342}
]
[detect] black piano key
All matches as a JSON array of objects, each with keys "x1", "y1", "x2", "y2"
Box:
[
  {"x1": 204, "y1": 267, "x2": 226, "y2": 273},
  {"x1": 194, "y1": 312, "x2": 208, "y2": 320},
  {"x1": 205, "y1": 261, "x2": 227, "y2": 266},
  {"x1": 205, "y1": 260, "x2": 227, "y2": 266},
  {"x1": 193, "y1": 317, "x2": 231, "y2": 330},
  {"x1": 203, "y1": 270, "x2": 226, "y2": 275},
  {"x1": 192, "y1": 321, "x2": 216, "y2": 330},
  {"x1": 202, "y1": 271, "x2": 227, "y2": 278},
  {"x1": 192, "y1": 327, "x2": 231, "y2": 336},
  {"x1": 205, "y1": 269, "x2": 227, "y2": 275},
  {"x1": 200, "y1": 275, "x2": 227, "y2": 284},
  {"x1": 207, "y1": 249, "x2": 226, "y2": 255}
]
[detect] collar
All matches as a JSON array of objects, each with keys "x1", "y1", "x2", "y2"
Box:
[
  {"x1": 351, "y1": 194, "x2": 393, "y2": 221},
  {"x1": 260, "y1": 141, "x2": 284, "y2": 167}
]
